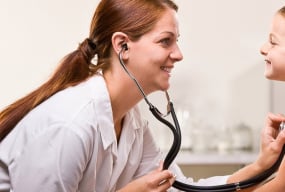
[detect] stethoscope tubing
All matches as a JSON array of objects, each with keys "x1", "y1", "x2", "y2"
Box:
[
  {"x1": 118, "y1": 48, "x2": 285, "y2": 192},
  {"x1": 149, "y1": 103, "x2": 181, "y2": 170},
  {"x1": 161, "y1": 102, "x2": 285, "y2": 192}
]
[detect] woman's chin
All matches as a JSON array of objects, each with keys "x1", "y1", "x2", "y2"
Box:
[{"x1": 160, "y1": 84, "x2": 170, "y2": 91}]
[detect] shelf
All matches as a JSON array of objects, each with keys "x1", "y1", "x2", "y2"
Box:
[{"x1": 167, "y1": 150, "x2": 258, "y2": 165}]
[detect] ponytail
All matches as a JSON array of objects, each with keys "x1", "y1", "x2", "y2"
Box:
[{"x1": 0, "y1": 38, "x2": 98, "y2": 141}]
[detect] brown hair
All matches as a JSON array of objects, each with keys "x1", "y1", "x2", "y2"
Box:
[
  {"x1": 0, "y1": 0, "x2": 178, "y2": 141},
  {"x1": 278, "y1": 6, "x2": 285, "y2": 17}
]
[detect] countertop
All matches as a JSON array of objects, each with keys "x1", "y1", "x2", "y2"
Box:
[{"x1": 168, "y1": 150, "x2": 258, "y2": 165}]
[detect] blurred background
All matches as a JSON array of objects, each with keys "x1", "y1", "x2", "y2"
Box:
[{"x1": 1, "y1": 0, "x2": 285, "y2": 180}]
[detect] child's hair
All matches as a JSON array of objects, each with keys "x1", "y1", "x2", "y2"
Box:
[{"x1": 278, "y1": 6, "x2": 285, "y2": 17}]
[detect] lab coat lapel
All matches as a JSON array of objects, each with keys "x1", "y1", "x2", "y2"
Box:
[{"x1": 109, "y1": 113, "x2": 137, "y2": 188}]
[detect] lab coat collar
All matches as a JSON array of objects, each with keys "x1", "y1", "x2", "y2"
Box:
[
  {"x1": 109, "y1": 107, "x2": 143, "y2": 188},
  {"x1": 91, "y1": 75, "x2": 116, "y2": 151}
]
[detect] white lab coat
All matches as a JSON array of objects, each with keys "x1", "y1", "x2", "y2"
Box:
[{"x1": 0, "y1": 74, "x2": 228, "y2": 192}]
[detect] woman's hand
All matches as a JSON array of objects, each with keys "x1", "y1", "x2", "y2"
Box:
[
  {"x1": 255, "y1": 113, "x2": 285, "y2": 172},
  {"x1": 117, "y1": 162, "x2": 175, "y2": 192}
]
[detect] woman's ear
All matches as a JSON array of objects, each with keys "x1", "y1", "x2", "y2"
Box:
[{"x1": 112, "y1": 32, "x2": 129, "y2": 56}]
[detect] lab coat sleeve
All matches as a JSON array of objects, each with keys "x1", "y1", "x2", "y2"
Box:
[{"x1": 8, "y1": 123, "x2": 92, "y2": 192}]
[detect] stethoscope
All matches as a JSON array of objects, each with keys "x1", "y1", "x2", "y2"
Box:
[{"x1": 118, "y1": 44, "x2": 285, "y2": 191}]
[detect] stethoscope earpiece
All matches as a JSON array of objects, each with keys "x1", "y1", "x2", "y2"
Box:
[{"x1": 122, "y1": 43, "x2": 128, "y2": 51}]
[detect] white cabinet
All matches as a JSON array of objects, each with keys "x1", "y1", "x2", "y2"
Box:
[{"x1": 174, "y1": 151, "x2": 258, "y2": 181}]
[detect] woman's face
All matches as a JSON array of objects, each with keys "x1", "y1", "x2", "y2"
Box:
[
  {"x1": 127, "y1": 8, "x2": 183, "y2": 94},
  {"x1": 260, "y1": 13, "x2": 285, "y2": 81}
]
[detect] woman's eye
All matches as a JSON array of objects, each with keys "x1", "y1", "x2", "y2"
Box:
[{"x1": 160, "y1": 38, "x2": 171, "y2": 46}]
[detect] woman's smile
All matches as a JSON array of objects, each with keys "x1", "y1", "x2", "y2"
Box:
[{"x1": 160, "y1": 66, "x2": 173, "y2": 74}]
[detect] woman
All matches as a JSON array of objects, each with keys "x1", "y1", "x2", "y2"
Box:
[{"x1": 0, "y1": 0, "x2": 284, "y2": 191}]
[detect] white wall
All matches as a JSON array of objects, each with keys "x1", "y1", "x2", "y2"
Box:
[
  {"x1": 172, "y1": 0, "x2": 284, "y2": 128},
  {"x1": 1, "y1": 1, "x2": 285, "y2": 151},
  {"x1": 0, "y1": 0, "x2": 99, "y2": 107}
]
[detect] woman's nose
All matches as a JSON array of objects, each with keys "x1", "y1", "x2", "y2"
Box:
[{"x1": 171, "y1": 46, "x2": 183, "y2": 62}]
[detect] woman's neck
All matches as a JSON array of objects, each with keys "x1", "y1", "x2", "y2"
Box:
[{"x1": 103, "y1": 68, "x2": 143, "y2": 129}]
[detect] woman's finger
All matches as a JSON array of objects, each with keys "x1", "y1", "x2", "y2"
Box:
[{"x1": 157, "y1": 173, "x2": 176, "y2": 191}]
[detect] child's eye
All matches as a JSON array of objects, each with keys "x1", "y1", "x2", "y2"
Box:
[
  {"x1": 270, "y1": 37, "x2": 278, "y2": 45},
  {"x1": 270, "y1": 40, "x2": 277, "y2": 46}
]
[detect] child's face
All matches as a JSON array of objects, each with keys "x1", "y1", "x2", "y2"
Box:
[{"x1": 260, "y1": 13, "x2": 285, "y2": 81}]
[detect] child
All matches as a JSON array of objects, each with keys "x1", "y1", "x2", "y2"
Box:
[{"x1": 257, "y1": 5, "x2": 285, "y2": 191}]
